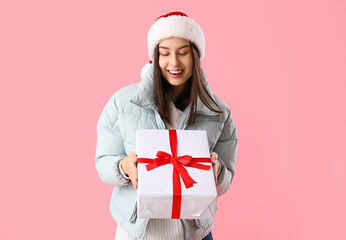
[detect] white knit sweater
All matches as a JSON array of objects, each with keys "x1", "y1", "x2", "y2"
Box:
[{"x1": 114, "y1": 100, "x2": 212, "y2": 240}]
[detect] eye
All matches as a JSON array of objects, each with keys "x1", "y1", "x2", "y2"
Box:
[
  {"x1": 179, "y1": 52, "x2": 188, "y2": 56},
  {"x1": 160, "y1": 52, "x2": 169, "y2": 56}
]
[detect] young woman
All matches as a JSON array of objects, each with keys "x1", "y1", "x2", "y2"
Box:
[{"x1": 95, "y1": 12, "x2": 238, "y2": 240}]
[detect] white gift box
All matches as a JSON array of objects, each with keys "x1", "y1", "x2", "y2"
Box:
[{"x1": 136, "y1": 129, "x2": 217, "y2": 219}]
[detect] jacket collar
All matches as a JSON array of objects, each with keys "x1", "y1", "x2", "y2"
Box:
[{"x1": 130, "y1": 63, "x2": 219, "y2": 116}]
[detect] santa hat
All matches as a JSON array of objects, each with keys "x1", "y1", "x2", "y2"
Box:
[{"x1": 141, "y1": 11, "x2": 205, "y2": 79}]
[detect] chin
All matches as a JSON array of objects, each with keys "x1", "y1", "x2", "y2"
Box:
[{"x1": 168, "y1": 79, "x2": 186, "y2": 86}]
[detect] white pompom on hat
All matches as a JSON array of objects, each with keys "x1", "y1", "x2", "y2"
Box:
[{"x1": 141, "y1": 11, "x2": 205, "y2": 79}]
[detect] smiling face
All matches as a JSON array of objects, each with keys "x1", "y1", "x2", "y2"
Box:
[{"x1": 158, "y1": 38, "x2": 193, "y2": 96}]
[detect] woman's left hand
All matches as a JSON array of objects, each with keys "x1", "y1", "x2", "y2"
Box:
[{"x1": 210, "y1": 152, "x2": 220, "y2": 184}]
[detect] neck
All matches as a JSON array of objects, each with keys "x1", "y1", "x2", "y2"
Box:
[
  {"x1": 172, "y1": 87, "x2": 182, "y2": 100},
  {"x1": 172, "y1": 81, "x2": 188, "y2": 100}
]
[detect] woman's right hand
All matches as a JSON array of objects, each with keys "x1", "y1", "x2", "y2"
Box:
[{"x1": 121, "y1": 152, "x2": 138, "y2": 189}]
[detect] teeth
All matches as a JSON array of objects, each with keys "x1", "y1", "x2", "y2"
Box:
[{"x1": 168, "y1": 70, "x2": 183, "y2": 74}]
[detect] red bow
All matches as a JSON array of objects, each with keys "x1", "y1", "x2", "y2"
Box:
[{"x1": 138, "y1": 130, "x2": 211, "y2": 218}]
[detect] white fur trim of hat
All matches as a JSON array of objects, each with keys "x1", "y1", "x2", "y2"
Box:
[{"x1": 141, "y1": 11, "x2": 205, "y2": 79}]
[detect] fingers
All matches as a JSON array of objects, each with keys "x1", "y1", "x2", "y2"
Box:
[
  {"x1": 130, "y1": 171, "x2": 138, "y2": 189},
  {"x1": 213, "y1": 166, "x2": 218, "y2": 184},
  {"x1": 210, "y1": 152, "x2": 219, "y2": 184},
  {"x1": 122, "y1": 152, "x2": 138, "y2": 189},
  {"x1": 129, "y1": 152, "x2": 138, "y2": 189},
  {"x1": 129, "y1": 162, "x2": 138, "y2": 190},
  {"x1": 210, "y1": 152, "x2": 218, "y2": 164}
]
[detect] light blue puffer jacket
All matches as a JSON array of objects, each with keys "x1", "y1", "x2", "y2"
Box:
[{"x1": 95, "y1": 64, "x2": 238, "y2": 240}]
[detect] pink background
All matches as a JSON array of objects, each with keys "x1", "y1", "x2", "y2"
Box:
[{"x1": 1, "y1": 0, "x2": 345, "y2": 239}]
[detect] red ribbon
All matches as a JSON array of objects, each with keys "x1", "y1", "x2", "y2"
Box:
[{"x1": 138, "y1": 130, "x2": 211, "y2": 219}]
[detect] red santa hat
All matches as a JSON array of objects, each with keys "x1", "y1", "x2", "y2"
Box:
[{"x1": 141, "y1": 11, "x2": 205, "y2": 78}]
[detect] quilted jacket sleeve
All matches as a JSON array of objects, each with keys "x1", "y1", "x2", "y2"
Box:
[
  {"x1": 213, "y1": 107, "x2": 238, "y2": 196},
  {"x1": 95, "y1": 94, "x2": 131, "y2": 187}
]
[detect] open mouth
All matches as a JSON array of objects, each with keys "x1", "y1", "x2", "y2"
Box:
[{"x1": 167, "y1": 69, "x2": 184, "y2": 77}]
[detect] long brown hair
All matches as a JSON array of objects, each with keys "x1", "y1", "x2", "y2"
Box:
[{"x1": 153, "y1": 41, "x2": 222, "y2": 125}]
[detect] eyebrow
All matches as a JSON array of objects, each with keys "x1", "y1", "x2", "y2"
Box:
[{"x1": 159, "y1": 45, "x2": 190, "y2": 50}]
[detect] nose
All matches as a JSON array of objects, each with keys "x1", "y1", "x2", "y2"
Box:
[{"x1": 169, "y1": 53, "x2": 180, "y2": 67}]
